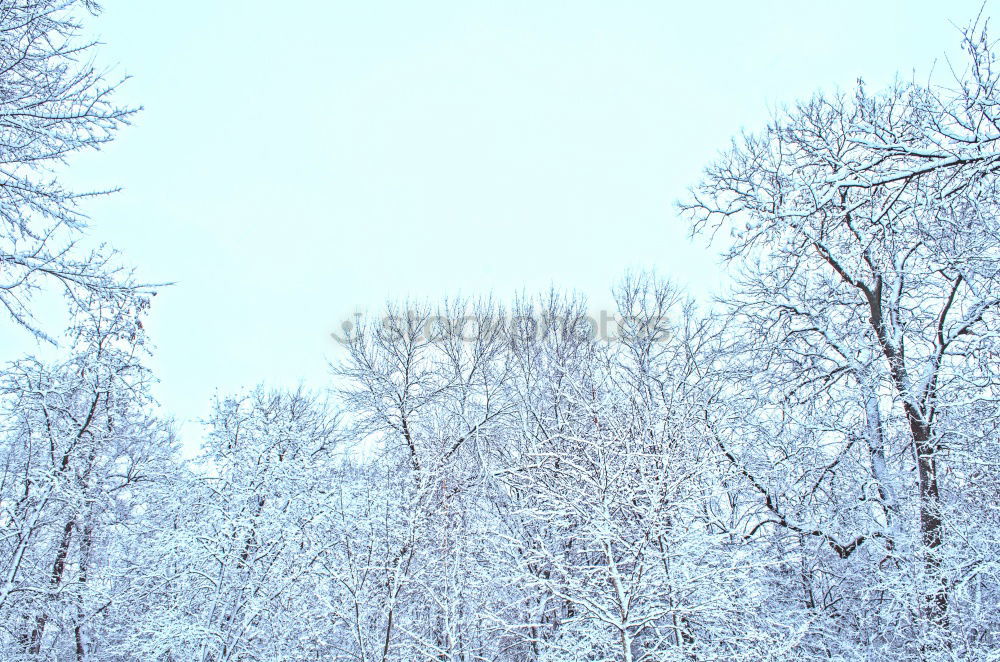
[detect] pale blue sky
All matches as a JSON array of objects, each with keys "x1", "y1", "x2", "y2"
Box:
[{"x1": 0, "y1": 0, "x2": 989, "y2": 444}]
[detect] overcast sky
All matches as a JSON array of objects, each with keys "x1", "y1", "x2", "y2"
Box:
[{"x1": 0, "y1": 0, "x2": 989, "y2": 448}]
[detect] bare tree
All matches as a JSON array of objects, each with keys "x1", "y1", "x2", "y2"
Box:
[
  {"x1": 681, "y1": 19, "x2": 1000, "y2": 645},
  {"x1": 0, "y1": 0, "x2": 139, "y2": 341},
  {"x1": 333, "y1": 299, "x2": 515, "y2": 661},
  {"x1": 0, "y1": 297, "x2": 175, "y2": 659}
]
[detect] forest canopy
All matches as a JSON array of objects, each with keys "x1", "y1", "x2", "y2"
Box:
[{"x1": 0, "y1": 2, "x2": 997, "y2": 661}]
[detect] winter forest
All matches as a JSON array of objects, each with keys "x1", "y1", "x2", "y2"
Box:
[{"x1": 1, "y1": 1, "x2": 999, "y2": 660}]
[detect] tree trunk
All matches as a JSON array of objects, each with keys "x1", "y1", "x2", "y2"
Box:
[
  {"x1": 28, "y1": 518, "x2": 75, "y2": 654},
  {"x1": 907, "y1": 410, "x2": 948, "y2": 629}
]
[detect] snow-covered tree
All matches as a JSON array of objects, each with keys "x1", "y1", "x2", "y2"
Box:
[
  {"x1": 0, "y1": 0, "x2": 138, "y2": 341},
  {"x1": 129, "y1": 387, "x2": 342, "y2": 661},
  {"x1": 681, "y1": 18, "x2": 1000, "y2": 656},
  {"x1": 0, "y1": 298, "x2": 177, "y2": 660}
]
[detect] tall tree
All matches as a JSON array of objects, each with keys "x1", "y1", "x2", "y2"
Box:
[
  {"x1": 681, "y1": 19, "x2": 1000, "y2": 648},
  {"x1": 0, "y1": 298, "x2": 176, "y2": 659}
]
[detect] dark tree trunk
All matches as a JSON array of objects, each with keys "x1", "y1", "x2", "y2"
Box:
[
  {"x1": 907, "y1": 410, "x2": 948, "y2": 628},
  {"x1": 27, "y1": 518, "x2": 75, "y2": 654}
]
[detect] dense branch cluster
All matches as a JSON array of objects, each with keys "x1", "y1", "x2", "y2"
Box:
[
  {"x1": 2, "y1": 278, "x2": 996, "y2": 660},
  {"x1": 0, "y1": 3, "x2": 997, "y2": 661}
]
